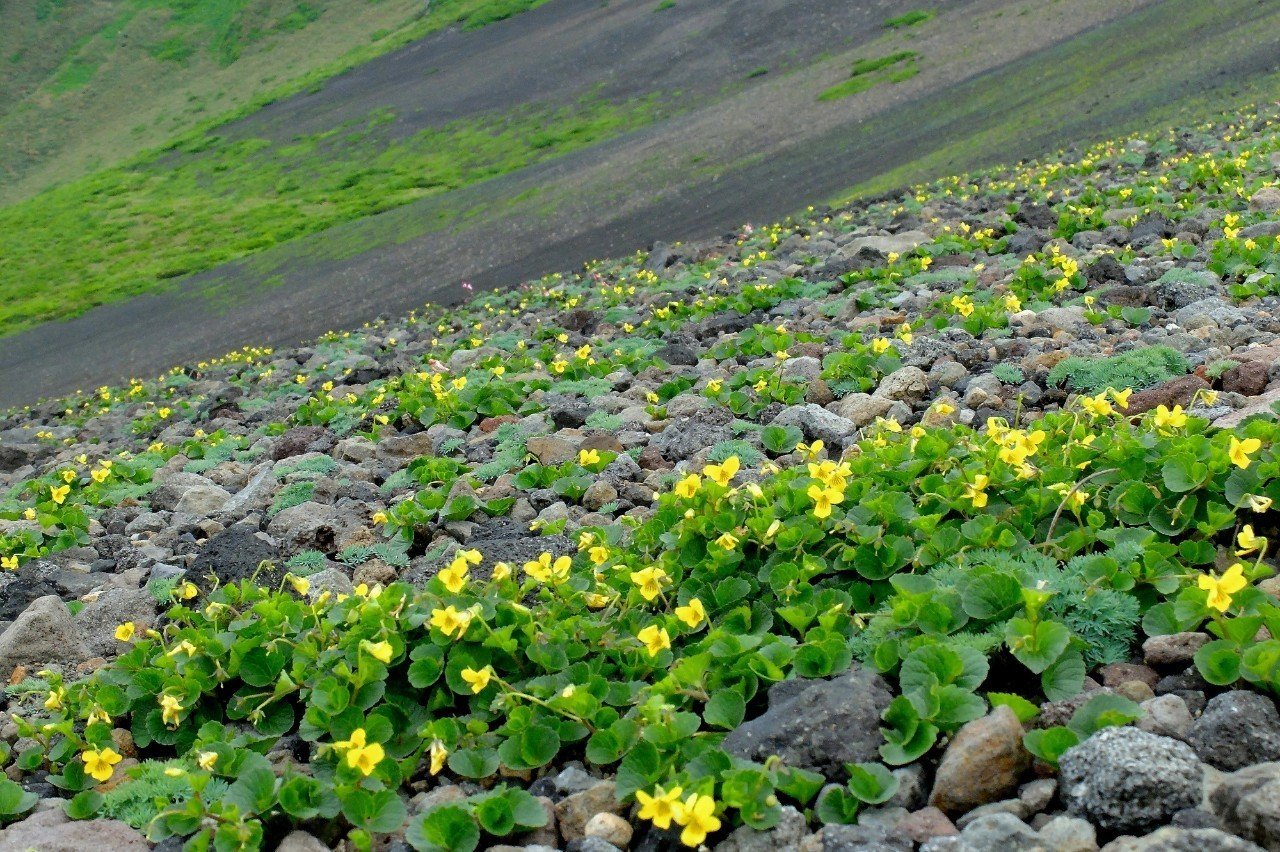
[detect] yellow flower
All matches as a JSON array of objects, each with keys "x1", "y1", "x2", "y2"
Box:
[
  {"x1": 159, "y1": 694, "x2": 184, "y2": 727},
  {"x1": 871, "y1": 337, "x2": 891, "y2": 355},
  {"x1": 1, "y1": 555, "x2": 17, "y2": 571},
  {"x1": 774, "y1": 350, "x2": 790, "y2": 361},
  {"x1": 1153, "y1": 404, "x2": 1187, "y2": 433},
  {"x1": 636, "y1": 784, "x2": 684, "y2": 830},
  {"x1": 287, "y1": 574, "x2": 310, "y2": 596},
  {"x1": 82, "y1": 748, "x2": 122, "y2": 783},
  {"x1": 796, "y1": 440, "x2": 824, "y2": 460},
  {"x1": 896, "y1": 323, "x2": 913, "y2": 344},
  {"x1": 1230, "y1": 436, "x2": 1263, "y2": 469},
  {"x1": 588, "y1": 545, "x2": 610, "y2": 565},
  {"x1": 22, "y1": 508, "x2": 35, "y2": 521},
  {"x1": 806, "y1": 483, "x2": 844, "y2": 519},
  {"x1": 1004, "y1": 293, "x2": 1022, "y2": 312},
  {"x1": 114, "y1": 622, "x2": 135, "y2": 642},
  {"x1": 705, "y1": 379, "x2": 723, "y2": 394},
  {"x1": 579, "y1": 449, "x2": 602, "y2": 466},
  {"x1": 675, "y1": 474, "x2": 702, "y2": 499},
  {"x1": 491, "y1": 562, "x2": 512, "y2": 582},
  {"x1": 50, "y1": 485, "x2": 70, "y2": 505},
  {"x1": 637, "y1": 624, "x2": 671, "y2": 657},
  {"x1": 524, "y1": 552, "x2": 571, "y2": 583},
  {"x1": 429, "y1": 740, "x2": 448, "y2": 775},
  {"x1": 673, "y1": 793, "x2": 722, "y2": 847},
  {"x1": 177, "y1": 581, "x2": 198, "y2": 600},
  {"x1": 675, "y1": 598, "x2": 706, "y2": 628},
  {"x1": 630, "y1": 566, "x2": 669, "y2": 601},
  {"x1": 1245, "y1": 494, "x2": 1274, "y2": 513},
  {"x1": 429, "y1": 605, "x2": 473, "y2": 639},
  {"x1": 372, "y1": 511, "x2": 389, "y2": 525},
  {"x1": 1237, "y1": 525, "x2": 1267, "y2": 556},
  {"x1": 335, "y1": 728, "x2": 384, "y2": 776},
  {"x1": 1199, "y1": 563, "x2": 1248, "y2": 612},
  {"x1": 364, "y1": 640, "x2": 394, "y2": 664},
  {"x1": 461, "y1": 665, "x2": 494, "y2": 694},
  {"x1": 963, "y1": 474, "x2": 989, "y2": 509},
  {"x1": 1080, "y1": 393, "x2": 1114, "y2": 418},
  {"x1": 950, "y1": 295, "x2": 974, "y2": 317},
  {"x1": 197, "y1": 751, "x2": 218, "y2": 771},
  {"x1": 715, "y1": 532, "x2": 738, "y2": 551},
  {"x1": 1110, "y1": 387, "x2": 1132, "y2": 409},
  {"x1": 60, "y1": 469, "x2": 76, "y2": 484},
  {"x1": 934, "y1": 401, "x2": 956, "y2": 417},
  {"x1": 704, "y1": 456, "x2": 740, "y2": 487},
  {"x1": 438, "y1": 562, "x2": 469, "y2": 594},
  {"x1": 44, "y1": 688, "x2": 64, "y2": 710},
  {"x1": 91, "y1": 467, "x2": 110, "y2": 484}
]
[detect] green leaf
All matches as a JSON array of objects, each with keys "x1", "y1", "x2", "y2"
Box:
[
  {"x1": 987, "y1": 692, "x2": 1040, "y2": 724},
  {"x1": 447, "y1": 748, "x2": 500, "y2": 780},
  {"x1": 762, "y1": 424, "x2": 803, "y2": 454},
  {"x1": 1023, "y1": 727, "x2": 1079, "y2": 767},
  {"x1": 1040, "y1": 648, "x2": 1086, "y2": 701},
  {"x1": 407, "y1": 806, "x2": 480, "y2": 852},
  {"x1": 815, "y1": 786, "x2": 861, "y2": 825},
  {"x1": 278, "y1": 776, "x2": 339, "y2": 820},
  {"x1": 1194, "y1": 638, "x2": 1241, "y2": 685},
  {"x1": 408, "y1": 644, "x2": 446, "y2": 689},
  {"x1": 474, "y1": 794, "x2": 516, "y2": 836},
  {"x1": 961, "y1": 572, "x2": 1023, "y2": 620},
  {"x1": 497, "y1": 724, "x2": 560, "y2": 770},
  {"x1": 704, "y1": 691, "x2": 746, "y2": 730},
  {"x1": 0, "y1": 780, "x2": 37, "y2": 817},
  {"x1": 846, "y1": 762, "x2": 899, "y2": 805},
  {"x1": 1162, "y1": 456, "x2": 1208, "y2": 493},
  {"x1": 1067, "y1": 693, "x2": 1143, "y2": 738},
  {"x1": 1006, "y1": 618, "x2": 1071, "y2": 674},
  {"x1": 221, "y1": 756, "x2": 277, "y2": 815},
  {"x1": 64, "y1": 790, "x2": 102, "y2": 821}
]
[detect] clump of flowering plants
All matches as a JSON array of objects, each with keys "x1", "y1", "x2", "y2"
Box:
[{"x1": 19, "y1": 392, "x2": 1280, "y2": 849}]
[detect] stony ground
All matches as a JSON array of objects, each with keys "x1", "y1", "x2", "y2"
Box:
[{"x1": 3, "y1": 105, "x2": 1280, "y2": 850}]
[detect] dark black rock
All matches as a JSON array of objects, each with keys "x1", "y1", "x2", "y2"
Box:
[{"x1": 1188, "y1": 691, "x2": 1280, "y2": 771}]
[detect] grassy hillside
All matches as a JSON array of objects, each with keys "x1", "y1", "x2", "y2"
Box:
[{"x1": 0, "y1": 0, "x2": 550, "y2": 201}]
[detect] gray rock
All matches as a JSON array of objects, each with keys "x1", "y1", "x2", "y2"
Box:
[
  {"x1": 956, "y1": 812, "x2": 1046, "y2": 851},
  {"x1": 305, "y1": 567, "x2": 353, "y2": 600},
  {"x1": 1175, "y1": 298, "x2": 1248, "y2": 329},
  {"x1": 1137, "y1": 694, "x2": 1194, "y2": 740},
  {"x1": 1188, "y1": 691, "x2": 1280, "y2": 771},
  {"x1": 266, "y1": 501, "x2": 343, "y2": 552},
  {"x1": 651, "y1": 409, "x2": 734, "y2": 461},
  {"x1": 274, "y1": 830, "x2": 331, "y2": 852},
  {"x1": 874, "y1": 367, "x2": 929, "y2": 404},
  {"x1": 191, "y1": 524, "x2": 281, "y2": 585},
  {"x1": 73, "y1": 587, "x2": 158, "y2": 657},
  {"x1": 770, "y1": 404, "x2": 859, "y2": 447},
  {"x1": 1036, "y1": 816, "x2": 1097, "y2": 852},
  {"x1": 0, "y1": 808, "x2": 149, "y2": 851},
  {"x1": 1210, "y1": 761, "x2": 1280, "y2": 850},
  {"x1": 1102, "y1": 827, "x2": 1265, "y2": 851},
  {"x1": 173, "y1": 482, "x2": 233, "y2": 516},
  {"x1": 722, "y1": 668, "x2": 892, "y2": 779},
  {"x1": 0, "y1": 595, "x2": 89, "y2": 673},
  {"x1": 1058, "y1": 727, "x2": 1203, "y2": 834},
  {"x1": 798, "y1": 822, "x2": 911, "y2": 851},
  {"x1": 1142, "y1": 632, "x2": 1210, "y2": 666},
  {"x1": 1036, "y1": 306, "x2": 1087, "y2": 332},
  {"x1": 830, "y1": 393, "x2": 893, "y2": 428}
]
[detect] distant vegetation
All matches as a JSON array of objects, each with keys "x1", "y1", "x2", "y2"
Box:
[
  {"x1": 884, "y1": 9, "x2": 935, "y2": 29},
  {"x1": 0, "y1": 95, "x2": 666, "y2": 336},
  {"x1": 818, "y1": 51, "x2": 919, "y2": 102}
]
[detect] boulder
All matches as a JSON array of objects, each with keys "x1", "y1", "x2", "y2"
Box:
[
  {"x1": 1188, "y1": 691, "x2": 1280, "y2": 771},
  {"x1": 929, "y1": 706, "x2": 1030, "y2": 815}
]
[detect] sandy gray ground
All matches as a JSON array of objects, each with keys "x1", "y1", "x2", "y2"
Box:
[{"x1": 2, "y1": 0, "x2": 1277, "y2": 408}]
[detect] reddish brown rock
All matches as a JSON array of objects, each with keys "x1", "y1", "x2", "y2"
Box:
[
  {"x1": 1126, "y1": 375, "x2": 1210, "y2": 415},
  {"x1": 898, "y1": 806, "x2": 959, "y2": 843},
  {"x1": 928, "y1": 706, "x2": 1031, "y2": 815},
  {"x1": 1222, "y1": 360, "x2": 1270, "y2": 396},
  {"x1": 1098, "y1": 662, "x2": 1160, "y2": 690}
]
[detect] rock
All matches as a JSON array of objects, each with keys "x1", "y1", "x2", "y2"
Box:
[
  {"x1": 1224, "y1": 361, "x2": 1271, "y2": 396},
  {"x1": 1137, "y1": 695, "x2": 1194, "y2": 740},
  {"x1": 1036, "y1": 306, "x2": 1087, "y2": 332},
  {"x1": 874, "y1": 367, "x2": 929, "y2": 404},
  {"x1": 582, "y1": 481, "x2": 618, "y2": 511},
  {"x1": 656, "y1": 343, "x2": 699, "y2": 366},
  {"x1": 1215, "y1": 386, "x2": 1280, "y2": 429},
  {"x1": 929, "y1": 706, "x2": 1030, "y2": 815},
  {"x1": 1142, "y1": 632, "x2": 1210, "y2": 666},
  {"x1": 830, "y1": 393, "x2": 893, "y2": 428},
  {"x1": 1058, "y1": 727, "x2": 1203, "y2": 834},
  {"x1": 73, "y1": 587, "x2": 158, "y2": 657},
  {"x1": 1036, "y1": 816, "x2": 1097, "y2": 851},
  {"x1": 585, "y1": 812, "x2": 633, "y2": 848},
  {"x1": 0, "y1": 809, "x2": 149, "y2": 851},
  {"x1": 373, "y1": 431, "x2": 434, "y2": 465},
  {"x1": 712, "y1": 805, "x2": 807, "y2": 851},
  {"x1": 1211, "y1": 761, "x2": 1280, "y2": 850},
  {"x1": 190, "y1": 524, "x2": 281, "y2": 585},
  {"x1": 1125, "y1": 376, "x2": 1211, "y2": 416},
  {"x1": 1098, "y1": 663, "x2": 1160, "y2": 691},
  {"x1": 1251, "y1": 188, "x2": 1280, "y2": 213},
  {"x1": 722, "y1": 668, "x2": 892, "y2": 779},
  {"x1": 555, "y1": 781, "x2": 624, "y2": 842},
  {"x1": 1019, "y1": 779, "x2": 1056, "y2": 814},
  {"x1": 266, "y1": 502, "x2": 344, "y2": 552},
  {"x1": 769, "y1": 405, "x2": 859, "y2": 447},
  {"x1": 1102, "y1": 828, "x2": 1266, "y2": 851},
  {"x1": 270, "y1": 426, "x2": 330, "y2": 461},
  {"x1": 898, "y1": 807, "x2": 959, "y2": 844},
  {"x1": 0, "y1": 596, "x2": 89, "y2": 674},
  {"x1": 651, "y1": 409, "x2": 734, "y2": 461},
  {"x1": 798, "y1": 822, "x2": 911, "y2": 851},
  {"x1": 274, "y1": 830, "x2": 332, "y2": 852},
  {"x1": 173, "y1": 482, "x2": 233, "y2": 516},
  {"x1": 1188, "y1": 691, "x2": 1280, "y2": 771},
  {"x1": 527, "y1": 435, "x2": 579, "y2": 466},
  {"x1": 954, "y1": 812, "x2": 1045, "y2": 851}
]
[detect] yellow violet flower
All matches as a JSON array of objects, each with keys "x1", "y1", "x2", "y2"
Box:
[
  {"x1": 60, "y1": 469, "x2": 76, "y2": 484},
  {"x1": 715, "y1": 532, "x2": 739, "y2": 551},
  {"x1": 438, "y1": 562, "x2": 469, "y2": 594},
  {"x1": 1153, "y1": 404, "x2": 1187, "y2": 433},
  {"x1": 704, "y1": 456, "x2": 740, "y2": 487},
  {"x1": 705, "y1": 379, "x2": 723, "y2": 394},
  {"x1": 636, "y1": 784, "x2": 684, "y2": 830},
  {"x1": 806, "y1": 483, "x2": 844, "y2": 519},
  {"x1": 114, "y1": 622, "x2": 135, "y2": 642},
  {"x1": 934, "y1": 401, "x2": 956, "y2": 417},
  {"x1": 1230, "y1": 436, "x2": 1263, "y2": 469},
  {"x1": 371, "y1": 511, "x2": 389, "y2": 525},
  {"x1": 83, "y1": 748, "x2": 122, "y2": 783},
  {"x1": 364, "y1": 640, "x2": 394, "y2": 664},
  {"x1": 1110, "y1": 387, "x2": 1132, "y2": 409},
  {"x1": 491, "y1": 562, "x2": 512, "y2": 582},
  {"x1": 1199, "y1": 563, "x2": 1248, "y2": 612},
  {"x1": 429, "y1": 740, "x2": 448, "y2": 775},
  {"x1": 630, "y1": 566, "x2": 669, "y2": 601},
  {"x1": 335, "y1": 728, "x2": 384, "y2": 776},
  {"x1": 524, "y1": 552, "x2": 571, "y2": 583},
  {"x1": 1237, "y1": 525, "x2": 1267, "y2": 556},
  {"x1": 675, "y1": 474, "x2": 702, "y2": 499},
  {"x1": 50, "y1": 485, "x2": 70, "y2": 505},
  {"x1": 461, "y1": 665, "x2": 494, "y2": 694},
  {"x1": 159, "y1": 694, "x2": 184, "y2": 727},
  {"x1": 1245, "y1": 494, "x2": 1274, "y2": 513},
  {"x1": 177, "y1": 581, "x2": 198, "y2": 600},
  {"x1": 673, "y1": 793, "x2": 722, "y2": 847},
  {"x1": 579, "y1": 449, "x2": 601, "y2": 466},
  {"x1": 197, "y1": 751, "x2": 218, "y2": 771},
  {"x1": 1, "y1": 555, "x2": 18, "y2": 571},
  {"x1": 871, "y1": 338, "x2": 891, "y2": 355},
  {"x1": 429, "y1": 605, "x2": 473, "y2": 639},
  {"x1": 963, "y1": 475, "x2": 990, "y2": 509},
  {"x1": 675, "y1": 598, "x2": 706, "y2": 628},
  {"x1": 287, "y1": 574, "x2": 310, "y2": 596},
  {"x1": 44, "y1": 689, "x2": 64, "y2": 710},
  {"x1": 588, "y1": 545, "x2": 610, "y2": 565},
  {"x1": 637, "y1": 624, "x2": 671, "y2": 657}
]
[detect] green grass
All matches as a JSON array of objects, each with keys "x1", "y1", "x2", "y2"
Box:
[
  {"x1": 0, "y1": 95, "x2": 666, "y2": 335},
  {"x1": 819, "y1": 51, "x2": 917, "y2": 101},
  {"x1": 884, "y1": 10, "x2": 934, "y2": 29},
  {"x1": 0, "y1": 0, "x2": 554, "y2": 203}
]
